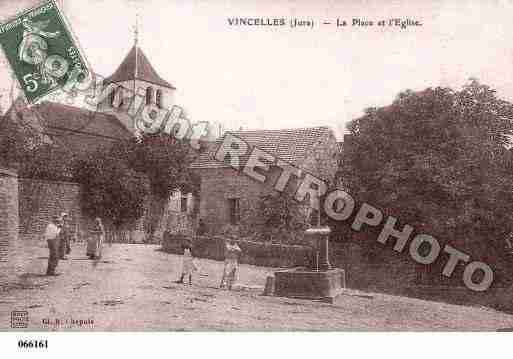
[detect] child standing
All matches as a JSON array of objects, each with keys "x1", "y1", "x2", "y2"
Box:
[
  {"x1": 176, "y1": 243, "x2": 197, "y2": 285},
  {"x1": 220, "y1": 238, "x2": 242, "y2": 290}
]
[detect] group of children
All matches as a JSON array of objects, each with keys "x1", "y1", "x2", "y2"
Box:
[{"x1": 176, "y1": 238, "x2": 242, "y2": 290}]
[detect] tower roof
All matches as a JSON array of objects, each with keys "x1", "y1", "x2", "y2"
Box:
[{"x1": 104, "y1": 45, "x2": 176, "y2": 89}]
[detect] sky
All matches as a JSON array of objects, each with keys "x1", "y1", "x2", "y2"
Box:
[{"x1": 2, "y1": 0, "x2": 513, "y2": 138}]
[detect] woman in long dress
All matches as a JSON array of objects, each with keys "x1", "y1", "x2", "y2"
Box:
[{"x1": 87, "y1": 217, "x2": 105, "y2": 259}]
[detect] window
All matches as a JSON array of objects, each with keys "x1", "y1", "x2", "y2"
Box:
[
  {"x1": 228, "y1": 198, "x2": 240, "y2": 225},
  {"x1": 146, "y1": 87, "x2": 153, "y2": 105},
  {"x1": 180, "y1": 196, "x2": 188, "y2": 213},
  {"x1": 109, "y1": 87, "x2": 116, "y2": 106},
  {"x1": 110, "y1": 87, "x2": 124, "y2": 108},
  {"x1": 156, "y1": 89, "x2": 162, "y2": 108}
]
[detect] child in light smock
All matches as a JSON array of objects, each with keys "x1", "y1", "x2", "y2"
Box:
[{"x1": 176, "y1": 243, "x2": 197, "y2": 285}]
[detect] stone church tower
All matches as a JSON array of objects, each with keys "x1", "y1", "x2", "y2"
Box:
[
  {"x1": 95, "y1": 25, "x2": 178, "y2": 242},
  {"x1": 98, "y1": 25, "x2": 176, "y2": 133}
]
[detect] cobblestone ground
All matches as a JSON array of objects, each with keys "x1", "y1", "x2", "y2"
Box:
[{"x1": 2, "y1": 241, "x2": 513, "y2": 331}]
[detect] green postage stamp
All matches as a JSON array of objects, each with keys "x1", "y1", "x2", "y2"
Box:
[{"x1": 0, "y1": 0, "x2": 89, "y2": 104}]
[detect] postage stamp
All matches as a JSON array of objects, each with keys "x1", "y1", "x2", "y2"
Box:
[{"x1": 0, "y1": 0, "x2": 89, "y2": 104}]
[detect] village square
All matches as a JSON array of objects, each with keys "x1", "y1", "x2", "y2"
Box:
[{"x1": 2, "y1": 0, "x2": 513, "y2": 332}]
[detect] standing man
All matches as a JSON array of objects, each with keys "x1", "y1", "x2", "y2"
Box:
[{"x1": 44, "y1": 215, "x2": 63, "y2": 276}]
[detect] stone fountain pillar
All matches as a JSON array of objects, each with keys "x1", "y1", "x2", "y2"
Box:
[
  {"x1": 308, "y1": 226, "x2": 331, "y2": 271},
  {"x1": 273, "y1": 225, "x2": 345, "y2": 303}
]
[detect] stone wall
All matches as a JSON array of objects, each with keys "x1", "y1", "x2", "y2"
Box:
[
  {"x1": 196, "y1": 163, "x2": 323, "y2": 233},
  {"x1": 194, "y1": 166, "x2": 294, "y2": 232},
  {"x1": 195, "y1": 167, "x2": 263, "y2": 231},
  {"x1": 18, "y1": 178, "x2": 85, "y2": 241},
  {"x1": 162, "y1": 233, "x2": 312, "y2": 268},
  {"x1": 0, "y1": 167, "x2": 19, "y2": 262},
  {"x1": 18, "y1": 178, "x2": 151, "y2": 242}
]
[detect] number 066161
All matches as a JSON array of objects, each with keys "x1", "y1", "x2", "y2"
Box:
[{"x1": 18, "y1": 340, "x2": 48, "y2": 349}]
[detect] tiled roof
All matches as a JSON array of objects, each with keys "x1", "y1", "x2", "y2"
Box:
[
  {"x1": 104, "y1": 45, "x2": 176, "y2": 89},
  {"x1": 3, "y1": 101, "x2": 132, "y2": 156},
  {"x1": 34, "y1": 102, "x2": 132, "y2": 139},
  {"x1": 191, "y1": 126, "x2": 333, "y2": 169}
]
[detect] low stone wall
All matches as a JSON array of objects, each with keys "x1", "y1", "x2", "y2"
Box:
[{"x1": 162, "y1": 233, "x2": 312, "y2": 268}]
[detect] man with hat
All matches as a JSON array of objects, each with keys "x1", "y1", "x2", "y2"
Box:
[{"x1": 44, "y1": 215, "x2": 63, "y2": 276}]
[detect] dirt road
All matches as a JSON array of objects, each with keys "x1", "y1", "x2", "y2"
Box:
[{"x1": 2, "y1": 242, "x2": 513, "y2": 331}]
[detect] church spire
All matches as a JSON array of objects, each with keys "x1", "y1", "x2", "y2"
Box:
[{"x1": 104, "y1": 15, "x2": 175, "y2": 90}]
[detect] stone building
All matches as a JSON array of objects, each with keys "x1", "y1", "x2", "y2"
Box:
[
  {"x1": 0, "y1": 36, "x2": 177, "y2": 242},
  {"x1": 190, "y1": 126, "x2": 339, "y2": 233}
]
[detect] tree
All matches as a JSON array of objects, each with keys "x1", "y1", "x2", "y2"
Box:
[
  {"x1": 116, "y1": 133, "x2": 200, "y2": 197},
  {"x1": 73, "y1": 132, "x2": 200, "y2": 237},
  {"x1": 257, "y1": 192, "x2": 309, "y2": 244},
  {"x1": 73, "y1": 149, "x2": 149, "y2": 229},
  {"x1": 110, "y1": 133, "x2": 200, "y2": 239},
  {"x1": 338, "y1": 79, "x2": 513, "y2": 284}
]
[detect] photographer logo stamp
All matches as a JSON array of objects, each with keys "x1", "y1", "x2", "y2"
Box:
[
  {"x1": 10, "y1": 310, "x2": 29, "y2": 329},
  {"x1": 0, "y1": 0, "x2": 89, "y2": 104}
]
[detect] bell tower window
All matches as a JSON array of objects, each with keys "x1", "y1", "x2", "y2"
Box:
[
  {"x1": 156, "y1": 89, "x2": 163, "y2": 108},
  {"x1": 146, "y1": 87, "x2": 153, "y2": 105}
]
